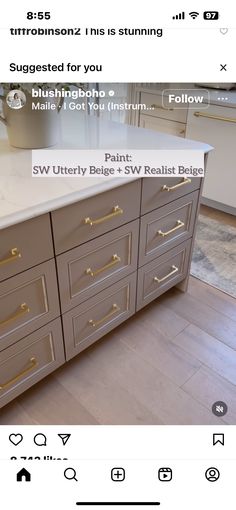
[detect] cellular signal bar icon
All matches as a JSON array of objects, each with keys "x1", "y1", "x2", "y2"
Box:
[{"x1": 172, "y1": 12, "x2": 185, "y2": 20}]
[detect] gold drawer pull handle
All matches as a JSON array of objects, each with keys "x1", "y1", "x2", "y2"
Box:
[
  {"x1": 0, "y1": 357, "x2": 38, "y2": 390},
  {"x1": 0, "y1": 248, "x2": 21, "y2": 267},
  {"x1": 88, "y1": 303, "x2": 120, "y2": 328},
  {"x1": 162, "y1": 177, "x2": 191, "y2": 192},
  {"x1": 84, "y1": 205, "x2": 123, "y2": 226},
  {"x1": 0, "y1": 303, "x2": 30, "y2": 328},
  {"x1": 194, "y1": 111, "x2": 236, "y2": 123},
  {"x1": 157, "y1": 220, "x2": 185, "y2": 237},
  {"x1": 86, "y1": 254, "x2": 121, "y2": 277},
  {"x1": 154, "y1": 265, "x2": 178, "y2": 284},
  {"x1": 151, "y1": 103, "x2": 174, "y2": 111}
]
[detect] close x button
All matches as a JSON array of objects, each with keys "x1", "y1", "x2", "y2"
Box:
[{"x1": 220, "y1": 64, "x2": 227, "y2": 71}]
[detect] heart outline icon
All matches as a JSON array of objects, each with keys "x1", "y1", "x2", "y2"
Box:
[
  {"x1": 220, "y1": 28, "x2": 228, "y2": 35},
  {"x1": 9, "y1": 433, "x2": 23, "y2": 446}
]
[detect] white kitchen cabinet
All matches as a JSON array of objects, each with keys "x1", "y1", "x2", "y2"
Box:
[
  {"x1": 139, "y1": 114, "x2": 186, "y2": 137},
  {"x1": 130, "y1": 87, "x2": 187, "y2": 137},
  {"x1": 137, "y1": 90, "x2": 187, "y2": 137},
  {"x1": 186, "y1": 105, "x2": 236, "y2": 212}
]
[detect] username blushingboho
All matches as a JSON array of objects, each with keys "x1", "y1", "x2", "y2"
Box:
[{"x1": 32, "y1": 165, "x2": 204, "y2": 176}]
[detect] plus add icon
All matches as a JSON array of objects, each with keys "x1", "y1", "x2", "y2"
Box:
[{"x1": 111, "y1": 467, "x2": 125, "y2": 482}]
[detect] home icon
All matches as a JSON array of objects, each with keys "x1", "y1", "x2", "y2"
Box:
[{"x1": 16, "y1": 468, "x2": 31, "y2": 482}]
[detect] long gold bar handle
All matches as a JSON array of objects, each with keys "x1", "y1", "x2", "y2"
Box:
[
  {"x1": 86, "y1": 254, "x2": 121, "y2": 277},
  {"x1": 194, "y1": 111, "x2": 236, "y2": 123},
  {"x1": 154, "y1": 265, "x2": 178, "y2": 284},
  {"x1": 88, "y1": 304, "x2": 120, "y2": 328},
  {"x1": 151, "y1": 103, "x2": 174, "y2": 111},
  {"x1": 0, "y1": 357, "x2": 38, "y2": 390},
  {"x1": 0, "y1": 303, "x2": 30, "y2": 328},
  {"x1": 162, "y1": 177, "x2": 191, "y2": 192},
  {"x1": 84, "y1": 205, "x2": 123, "y2": 226},
  {"x1": 157, "y1": 220, "x2": 185, "y2": 237},
  {"x1": 0, "y1": 248, "x2": 21, "y2": 267}
]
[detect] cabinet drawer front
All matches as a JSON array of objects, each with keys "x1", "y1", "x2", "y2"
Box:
[
  {"x1": 0, "y1": 318, "x2": 65, "y2": 408},
  {"x1": 63, "y1": 273, "x2": 136, "y2": 359},
  {"x1": 141, "y1": 176, "x2": 201, "y2": 214},
  {"x1": 140, "y1": 92, "x2": 187, "y2": 123},
  {"x1": 137, "y1": 240, "x2": 191, "y2": 310},
  {"x1": 139, "y1": 191, "x2": 199, "y2": 265},
  {"x1": 51, "y1": 180, "x2": 141, "y2": 254},
  {"x1": 0, "y1": 214, "x2": 54, "y2": 282},
  {"x1": 139, "y1": 114, "x2": 186, "y2": 137},
  {"x1": 57, "y1": 220, "x2": 139, "y2": 312},
  {"x1": 0, "y1": 260, "x2": 60, "y2": 350}
]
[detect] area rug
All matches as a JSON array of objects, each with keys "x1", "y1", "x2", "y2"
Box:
[{"x1": 191, "y1": 214, "x2": 236, "y2": 298}]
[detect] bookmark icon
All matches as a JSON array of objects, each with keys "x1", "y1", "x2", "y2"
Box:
[{"x1": 213, "y1": 433, "x2": 224, "y2": 446}]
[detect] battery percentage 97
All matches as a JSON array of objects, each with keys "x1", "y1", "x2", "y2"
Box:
[{"x1": 203, "y1": 11, "x2": 219, "y2": 19}]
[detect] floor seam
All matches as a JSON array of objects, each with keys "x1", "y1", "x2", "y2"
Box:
[
  {"x1": 180, "y1": 385, "x2": 227, "y2": 424},
  {"x1": 180, "y1": 279, "x2": 236, "y2": 324},
  {"x1": 180, "y1": 366, "x2": 203, "y2": 389},
  {"x1": 120, "y1": 336, "x2": 202, "y2": 389}
]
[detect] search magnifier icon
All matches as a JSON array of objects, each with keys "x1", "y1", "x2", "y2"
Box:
[{"x1": 64, "y1": 467, "x2": 78, "y2": 481}]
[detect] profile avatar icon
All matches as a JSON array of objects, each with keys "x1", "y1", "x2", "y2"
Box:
[
  {"x1": 6, "y1": 89, "x2": 26, "y2": 110},
  {"x1": 205, "y1": 467, "x2": 220, "y2": 482}
]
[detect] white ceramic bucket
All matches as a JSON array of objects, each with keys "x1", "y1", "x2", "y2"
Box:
[{"x1": 0, "y1": 92, "x2": 62, "y2": 149}]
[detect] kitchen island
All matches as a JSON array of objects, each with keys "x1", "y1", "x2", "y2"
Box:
[{"x1": 0, "y1": 112, "x2": 211, "y2": 408}]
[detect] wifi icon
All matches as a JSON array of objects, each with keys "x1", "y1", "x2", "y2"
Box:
[{"x1": 189, "y1": 11, "x2": 199, "y2": 19}]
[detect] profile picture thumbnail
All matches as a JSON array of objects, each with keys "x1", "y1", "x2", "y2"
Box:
[{"x1": 6, "y1": 89, "x2": 26, "y2": 109}]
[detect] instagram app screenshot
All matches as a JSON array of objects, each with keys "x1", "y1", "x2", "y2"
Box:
[{"x1": 0, "y1": 2, "x2": 235, "y2": 508}]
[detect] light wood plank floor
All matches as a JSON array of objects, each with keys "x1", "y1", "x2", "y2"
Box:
[
  {"x1": 200, "y1": 204, "x2": 236, "y2": 228},
  {"x1": 0, "y1": 275, "x2": 235, "y2": 425}
]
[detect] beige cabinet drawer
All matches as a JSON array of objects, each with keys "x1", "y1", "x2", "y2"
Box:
[
  {"x1": 140, "y1": 92, "x2": 187, "y2": 123},
  {"x1": 0, "y1": 214, "x2": 54, "y2": 283},
  {"x1": 57, "y1": 220, "x2": 139, "y2": 312},
  {"x1": 137, "y1": 240, "x2": 191, "y2": 310},
  {"x1": 141, "y1": 176, "x2": 201, "y2": 214},
  {"x1": 0, "y1": 260, "x2": 60, "y2": 350},
  {"x1": 0, "y1": 318, "x2": 65, "y2": 409},
  {"x1": 139, "y1": 114, "x2": 186, "y2": 137},
  {"x1": 63, "y1": 273, "x2": 136, "y2": 359},
  {"x1": 139, "y1": 191, "x2": 199, "y2": 266},
  {"x1": 51, "y1": 180, "x2": 141, "y2": 254}
]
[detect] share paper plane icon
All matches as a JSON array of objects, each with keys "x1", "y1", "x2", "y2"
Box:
[{"x1": 58, "y1": 434, "x2": 71, "y2": 446}]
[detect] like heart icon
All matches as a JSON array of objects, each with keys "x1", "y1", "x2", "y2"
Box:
[
  {"x1": 220, "y1": 28, "x2": 228, "y2": 35},
  {"x1": 9, "y1": 434, "x2": 23, "y2": 446}
]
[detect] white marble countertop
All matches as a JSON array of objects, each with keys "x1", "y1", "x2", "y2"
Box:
[{"x1": 0, "y1": 111, "x2": 211, "y2": 230}]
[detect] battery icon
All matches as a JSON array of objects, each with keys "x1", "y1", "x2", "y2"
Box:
[{"x1": 203, "y1": 11, "x2": 219, "y2": 19}]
